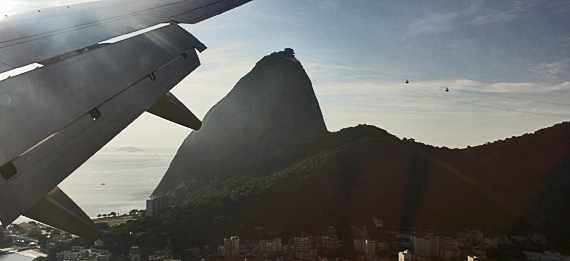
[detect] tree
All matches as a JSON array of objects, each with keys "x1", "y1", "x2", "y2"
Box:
[
  {"x1": 97, "y1": 214, "x2": 102, "y2": 218},
  {"x1": 109, "y1": 212, "x2": 117, "y2": 217},
  {"x1": 207, "y1": 253, "x2": 227, "y2": 261},
  {"x1": 97, "y1": 222, "x2": 111, "y2": 231},
  {"x1": 49, "y1": 229, "x2": 61, "y2": 238},
  {"x1": 37, "y1": 235, "x2": 48, "y2": 246}
]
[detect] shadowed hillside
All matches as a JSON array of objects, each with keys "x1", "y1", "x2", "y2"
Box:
[{"x1": 106, "y1": 122, "x2": 570, "y2": 256}]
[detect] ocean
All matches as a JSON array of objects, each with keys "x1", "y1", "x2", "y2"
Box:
[
  {"x1": 7, "y1": 146, "x2": 176, "y2": 260},
  {"x1": 59, "y1": 146, "x2": 177, "y2": 217}
]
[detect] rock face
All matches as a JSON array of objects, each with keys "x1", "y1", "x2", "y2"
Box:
[{"x1": 152, "y1": 50, "x2": 329, "y2": 202}]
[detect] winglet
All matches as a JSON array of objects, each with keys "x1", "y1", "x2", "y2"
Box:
[
  {"x1": 23, "y1": 187, "x2": 100, "y2": 241},
  {"x1": 147, "y1": 92, "x2": 202, "y2": 130}
]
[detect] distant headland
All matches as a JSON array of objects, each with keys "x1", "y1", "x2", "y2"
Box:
[{"x1": 116, "y1": 147, "x2": 144, "y2": 153}]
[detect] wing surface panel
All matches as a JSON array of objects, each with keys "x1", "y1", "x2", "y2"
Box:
[
  {"x1": 0, "y1": 24, "x2": 203, "y2": 166},
  {"x1": 0, "y1": 0, "x2": 250, "y2": 73},
  {"x1": 0, "y1": 48, "x2": 202, "y2": 226}
]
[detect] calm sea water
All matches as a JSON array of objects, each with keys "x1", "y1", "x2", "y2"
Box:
[
  {"x1": 58, "y1": 146, "x2": 176, "y2": 217},
  {"x1": 7, "y1": 147, "x2": 176, "y2": 260}
]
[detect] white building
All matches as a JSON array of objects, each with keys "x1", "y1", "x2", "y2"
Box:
[
  {"x1": 58, "y1": 247, "x2": 113, "y2": 261},
  {"x1": 223, "y1": 236, "x2": 240, "y2": 258},
  {"x1": 364, "y1": 239, "x2": 376, "y2": 257},
  {"x1": 145, "y1": 197, "x2": 171, "y2": 216},
  {"x1": 398, "y1": 250, "x2": 412, "y2": 261},
  {"x1": 274, "y1": 237, "x2": 283, "y2": 252},
  {"x1": 413, "y1": 233, "x2": 439, "y2": 257}
]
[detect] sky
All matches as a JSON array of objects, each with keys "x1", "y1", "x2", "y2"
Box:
[{"x1": 3, "y1": 0, "x2": 570, "y2": 149}]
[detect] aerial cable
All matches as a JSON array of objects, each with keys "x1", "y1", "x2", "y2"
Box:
[
  {"x1": 314, "y1": 66, "x2": 420, "y2": 105},
  {"x1": 415, "y1": 80, "x2": 570, "y2": 107},
  {"x1": 297, "y1": 52, "x2": 406, "y2": 81},
  {"x1": 296, "y1": 52, "x2": 569, "y2": 119},
  {"x1": 296, "y1": 51, "x2": 570, "y2": 107}
]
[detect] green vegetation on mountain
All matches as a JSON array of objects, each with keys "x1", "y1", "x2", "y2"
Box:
[
  {"x1": 104, "y1": 50, "x2": 570, "y2": 257},
  {"x1": 104, "y1": 122, "x2": 570, "y2": 257}
]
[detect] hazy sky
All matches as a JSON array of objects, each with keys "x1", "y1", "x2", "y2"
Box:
[{"x1": 3, "y1": 0, "x2": 570, "y2": 148}]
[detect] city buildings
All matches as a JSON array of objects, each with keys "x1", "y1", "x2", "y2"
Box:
[
  {"x1": 523, "y1": 251, "x2": 570, "y2": 261},
  {"x1": 145, "y1": 197, "x2": 172, "y2": 216},
  {"x1": 57, "y1": 246, "x2": 113, "y2": 261},
  {"x1": 413, "y1": 233, "x2": 440, "y2": 257}
]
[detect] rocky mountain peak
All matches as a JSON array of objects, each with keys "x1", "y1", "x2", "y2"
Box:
[{"x1": 153, "y1": 49, "x2": 329, "y2": 202}]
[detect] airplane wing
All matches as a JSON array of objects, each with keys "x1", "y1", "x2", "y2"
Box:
[
  {"x1": 0, "y1": 0, "x2": 251, "y2": 240},
  {"x1": 0, "y1": 0, "x2": 251, "y2": 73}
]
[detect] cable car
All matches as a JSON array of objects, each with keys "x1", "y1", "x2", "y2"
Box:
[
  {"x1": 405, "y1": 79, "x2": 409, "y2": 84},
  {"x1": 445, "y1": 88, "x2": 449, "y2": 92}
]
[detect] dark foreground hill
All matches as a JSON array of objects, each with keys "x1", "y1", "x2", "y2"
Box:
[
  {"x1": 105, "y1": 122, "x2": 570, "y2": 255},
  {"x1": 106, "y1": 50, "x2": 570, "y2": 256}
]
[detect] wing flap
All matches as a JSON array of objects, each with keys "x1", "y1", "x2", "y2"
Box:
[
  {"x1": 23, "y1": 186, "x2": 100, "y2": 241},
  {"x1": 148, "y1": 92, "x2": 202, "y2": 130},
  {"x1": 0, "y1": 48, "x2": 202, "y2": 226}
]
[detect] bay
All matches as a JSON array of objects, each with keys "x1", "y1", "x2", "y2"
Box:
[
  {"x1": 6, "y1": 146, "x2": 176, "y2": 258},
  {"x1": 58, "y1": 146, "x2": 176, "y2": 217}
]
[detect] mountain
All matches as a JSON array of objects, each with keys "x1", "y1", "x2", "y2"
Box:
[
  {"x1": 232, "y1": 122, "x2": 570, "y2": 236},
  {"x1": 107, "y1": 122, "x2": 570, "y2": 256},
  {"x1": 136, "y1": 49, "x2": 570, "y2": 253},
  {"x1": 153, "y1": 49, "x2": 329, "y2": 203},
  {"x1": 187, "y1": 122, "x2": 570, "y2": 237}
]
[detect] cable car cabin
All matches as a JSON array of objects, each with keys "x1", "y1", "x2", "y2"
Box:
[
  {"x1": 445, "y1": 88, "x2": 449, "y2": 92},
  {"x1": 405, "y1": 79, "x2": 409, "y2": 84}
]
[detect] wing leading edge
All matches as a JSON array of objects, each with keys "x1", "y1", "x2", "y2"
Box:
[
  {"x1": 0, "y1": 0, "x2": 252, "y2": 74},
  {"x1": 0, "y1": 0, "x2": 252, "y2": 239}
]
